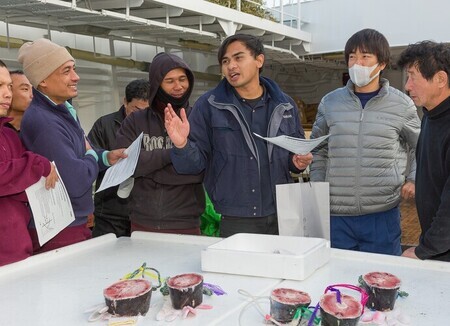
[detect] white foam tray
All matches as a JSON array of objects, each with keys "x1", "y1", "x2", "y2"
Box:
[{"x1": 201, "y1": 233, "x2": 330, "y2": 280}]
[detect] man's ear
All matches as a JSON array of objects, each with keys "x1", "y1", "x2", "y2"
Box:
[
  {"x1": 37, "y1": 80, "x2": 46, "y2": 92},
  {"x1": 435, "y1": 70, "x2": 448, "y2": 88},
  {"x1": 123, "y1": 97, "x2": 127, "y2": 106},
  {"x1": 256, "y1": 54, "x2": 265, "y2": 69},
  {"x1": 378, "y1": 62, "x2": 387, "y2": 72}
]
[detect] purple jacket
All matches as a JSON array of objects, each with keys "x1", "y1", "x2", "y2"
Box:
[{"x1": 0, "y1": 117, "x2": 51, "y2": 266}]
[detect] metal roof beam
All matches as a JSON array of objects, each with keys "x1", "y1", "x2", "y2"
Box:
[
  {"x1": 129, "y1": 7, "x2": 183, "y2": 19},
  {"x1": 217, "y1": 19, "x2": 238, "y2": 36},
  {"x1": 152, "y1": 15, "x2": 216, "y2": 26},
  {"x1": 81, "y1": 0, "x2": 144, "y2": 10},
  {"x1": 150, "y1": 0, "x2": 311, "y2": 43}
]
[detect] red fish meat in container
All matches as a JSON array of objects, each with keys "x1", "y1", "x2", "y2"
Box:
[
  {"x1": 361, "y1": 271, "x2": 401, "y2": 311},
  {"x1": 270, "y1": 288, "x2": 311, "y2": 323},
  {"x1": 319, "y1": 284, "x2": 368, "y2": 326},
  {"x1": 320, "y1": 292, "x2": 363, "y2": 326},
  {"x1": 167, "y1": 273, "x2": 203, "y2": 309},
  {"x1": 103, "y1": 279, "x2": 153, "y2": 316}
]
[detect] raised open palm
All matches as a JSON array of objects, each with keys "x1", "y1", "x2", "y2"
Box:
[{"x1": 164, "y1": 103, "x2": 190, "y2": 148}]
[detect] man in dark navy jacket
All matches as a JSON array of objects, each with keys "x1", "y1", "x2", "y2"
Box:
[
  {"x1": 165, "y1": 34, "x2": 313, "y2": 237},
  {"x1": 18, "y1": 38, "x2": 126, "y2": 252}
]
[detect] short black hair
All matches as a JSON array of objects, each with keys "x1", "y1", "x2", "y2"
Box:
[
  {"x1": 9, "y1": 70, "x2": 24, "y2": 76},
  {"x1": 125, "y1": 79, "x2": 150, "y2": 103},
  {"x1": 398, "y1": 41, "x2": 450, "y2": 87},
  {"x1": 217, "y1": 34, "x2": 265, "y2": 73},
  {"x1": 344, "y1": 29, "x2": 390, "y2": 66}
]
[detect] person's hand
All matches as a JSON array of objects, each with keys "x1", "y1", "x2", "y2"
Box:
[
  {"x1": 45, "y1": 163, "x2": 59, "y2": 189},
  {"x1": 402, "y1": 246, "x2": 419, "y2": 259},
  {"x1": 292, "y1": 153, "x2": 313, "y2": 170},
  {"x1": 164, "y1": 103, "x2": 189, "y2": 148},
  {"x1": 107, "y1": 148, "x2": 128, "y2": 165},
  {"x1": 85, "y1": 138, "x2": 93, "y2": 151},
  {"x1": 401, "y1": 181, "x2": 415, "y2": 200}
]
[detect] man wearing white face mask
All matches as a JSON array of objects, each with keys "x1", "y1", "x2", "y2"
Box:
[
  {"x1": 310, "y1": 29, "x2": 421, "y2": 256},
  {"x1": 349, "y1": 62, "x2": 380, "y2": 88}
]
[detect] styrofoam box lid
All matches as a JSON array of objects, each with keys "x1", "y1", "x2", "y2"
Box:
[{"x1": 201, "y1": 233, "x2": 330, "y2": 280}]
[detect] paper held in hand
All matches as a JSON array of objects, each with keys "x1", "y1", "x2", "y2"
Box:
[
  {"x1": 253, "y1": 133, "x2": 329, "y2": 155},
  {"x1": 25, "y1": 163, "x2": 75, "y2": 246},
  {"x1": 96, "y1": 132, "x2": 143, "y2": 193}
]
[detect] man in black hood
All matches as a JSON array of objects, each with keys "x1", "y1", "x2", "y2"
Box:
[
  {"x1": 149, "y1": 54, "x2": 194, "y2": 117},
  {"x1": 115, "y1": 53, "x2": 205, "y2": 235}
]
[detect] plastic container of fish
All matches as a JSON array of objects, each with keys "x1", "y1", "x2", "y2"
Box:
[{"x1": 201, "y1": 233, "x2": 330, "y2": 280}]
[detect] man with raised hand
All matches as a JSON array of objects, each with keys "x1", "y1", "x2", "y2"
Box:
[{"x1": 165, "y1": 34, "x2": 312, "y2": 237}]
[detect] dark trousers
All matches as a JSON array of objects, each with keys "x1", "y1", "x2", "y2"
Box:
[
  {"x1": 92, "y1": 215, "x2": 131, "y2": 238},
  {"x1": 220, "y1": 214, "x2": 278, "y2": 238},
  {"x1": 331, "y1": 207, "x2": 402, "y2": 256}
]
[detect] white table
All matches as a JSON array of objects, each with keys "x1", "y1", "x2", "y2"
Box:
[{"x1": 0, "y1": 232, "x2": 448, "y2": 325}]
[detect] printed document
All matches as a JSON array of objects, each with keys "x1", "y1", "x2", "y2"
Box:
[
  {"x1": 26, "y1": 164, "x2": 75, "y2": 246},
  {"x1": 254, "y1": 133, "x2": 329, "y2": 155},
  {"x1": 96, "y1": 132, "x2": 143, "y2": 193}
]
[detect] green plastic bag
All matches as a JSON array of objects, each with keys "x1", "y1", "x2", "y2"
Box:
[{"x1": 200, "y1": 191, "x2": 221, "y2": 237}]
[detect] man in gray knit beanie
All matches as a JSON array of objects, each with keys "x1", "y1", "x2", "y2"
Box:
[
  {"x1": 18, "y1": 38, "x2": 75, "y2": 89},
  {"x1": 17, "y1": 38, "x2": 127, "y2": 253}
]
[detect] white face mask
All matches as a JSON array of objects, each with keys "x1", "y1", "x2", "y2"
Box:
[{"x1": 348, "y1": 63, "x2": 380, "y2": 87}]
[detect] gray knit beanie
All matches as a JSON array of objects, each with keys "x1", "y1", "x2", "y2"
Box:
[{"x1": 18, "y1": 38, "x2": 74, "y2": 87}]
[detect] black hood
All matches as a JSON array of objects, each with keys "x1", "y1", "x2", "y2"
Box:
[{"x1": 148, "y1": 52, "x2": 194, "y2": 109}]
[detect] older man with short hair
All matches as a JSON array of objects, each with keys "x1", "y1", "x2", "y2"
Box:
[{"x1": 398, "y1": 41, "x2": 450, "y2": 262}]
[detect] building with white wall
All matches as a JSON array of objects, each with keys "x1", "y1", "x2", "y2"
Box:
[{"x1": 0, "y1": 0, "x2": 448, "y2": 131}]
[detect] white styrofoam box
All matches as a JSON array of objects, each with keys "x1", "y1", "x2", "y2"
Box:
[{"x1": 201, "y1": 233, "x2": 330, "y2": 281}]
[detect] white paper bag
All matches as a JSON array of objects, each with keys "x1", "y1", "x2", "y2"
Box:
[{"x1": 276, "y1": 182, "x2": 330, "y2": 240}]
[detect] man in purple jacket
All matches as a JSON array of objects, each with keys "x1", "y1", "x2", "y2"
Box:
[
  {"x1": 0, "y1": 60, "x2": 58, "y2": 266},
  {"x1": 5, "y1": 70, "x2": 33, "y2": 132},
  {"x1": 18, "y1": 38, "x2": 126, "y2": 253}
]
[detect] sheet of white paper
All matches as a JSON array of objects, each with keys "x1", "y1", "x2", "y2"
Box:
[
  {"x1": 254, "y1": 133, "x2": 329, "y2": 154},
  {"x1": 96, "y1": 132, "x2": 143, "y2": 193},
  {"x1": 25, "y1": 165, "x2": 75, "y2": 246}
]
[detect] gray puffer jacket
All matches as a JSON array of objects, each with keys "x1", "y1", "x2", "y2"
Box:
[{"x1": 310, "y1": 79, "x2": 420, "y2": 216}]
